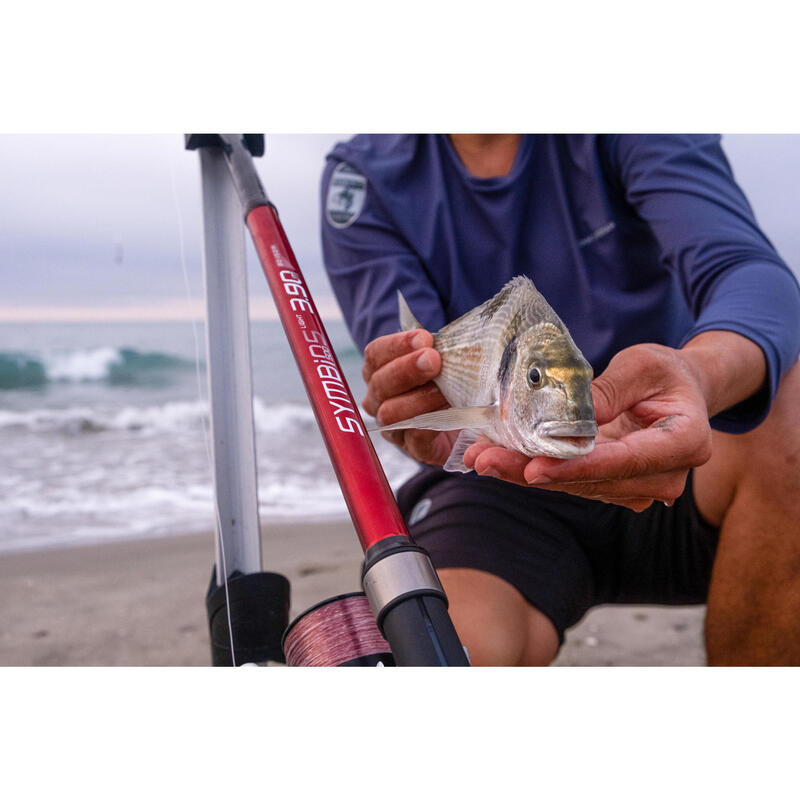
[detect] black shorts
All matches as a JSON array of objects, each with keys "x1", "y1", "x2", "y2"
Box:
[{"x1": 397, "y1": 466, "x2": 720, "y2": 643}]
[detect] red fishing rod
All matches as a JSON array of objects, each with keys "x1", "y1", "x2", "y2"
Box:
[{"x1": 187, "y1": 134, "x2": 468, "y2": 666}]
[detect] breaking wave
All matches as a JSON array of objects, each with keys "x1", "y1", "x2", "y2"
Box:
[{"x1": 0, "y1": 347, "x2": 198, "y2": 390}]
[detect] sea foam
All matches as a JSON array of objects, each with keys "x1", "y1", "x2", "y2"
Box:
[{"x1": 44, "y1": 347, "x2": 122, "y2": 381}]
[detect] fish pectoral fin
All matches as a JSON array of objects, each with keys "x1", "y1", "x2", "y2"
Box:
[
  {"x1": 371, "y1": 405, "x2": 496, "y2": 433},
  {"x1": 443, "y1": 429, "x2": 483, "y2": 473}
]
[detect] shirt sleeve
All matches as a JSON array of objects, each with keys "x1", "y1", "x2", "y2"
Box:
[
  {"x1": 608, "y1": 134, "x2": 800, "y2": 432},
  {"x1": 320, "y1": 157, "x2": 446, "y2": 352}
]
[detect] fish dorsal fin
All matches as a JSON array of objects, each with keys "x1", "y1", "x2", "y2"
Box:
[
  {"x1": 487, "y1": 276, "x2": 565, "y2": 331},
  {"x1": 398, "y1": 290, "x2": 422, "y2": 331},
  {"x1": 435, "y1": 277, "x2": 564, "y2": 350}
]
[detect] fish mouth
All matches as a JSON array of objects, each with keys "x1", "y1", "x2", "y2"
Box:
[
  {"x1": 538, "y1": 420, "x2": 598, "y2": 438},
  {"x1": 537, "y1": 420, "x2": 598, "y2": 452}
]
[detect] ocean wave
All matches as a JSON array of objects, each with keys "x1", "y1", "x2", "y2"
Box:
[
  {"x1": 0, "y1": 401, "x2": 204, "y2": 434},
  {"x1": 252, "y1": 397, "x2": 317, "y2": 433},
  {"x1": 0, "y1": 347, "x2": 198, "y2": 390},
  {"x1": 0, "y1": 397, "x2": 317, "y2": 435}
]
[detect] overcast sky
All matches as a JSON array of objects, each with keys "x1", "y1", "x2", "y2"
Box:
[
  {"x1": 1, "y1": 134, "x2": 798, "y2": 321},
  {"x1": 0, "y1": 134, "x2": 348, "y2": 320}
]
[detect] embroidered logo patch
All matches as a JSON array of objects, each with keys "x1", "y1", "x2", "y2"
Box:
[
  {"x1": 326, "y1": 162, "x2": 367, "y2": 229},
  {"x1": 408, "y1": 498, "x2": 433, "y2": 526}
]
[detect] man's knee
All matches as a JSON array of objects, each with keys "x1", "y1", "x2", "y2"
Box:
[
  {"x1": 696, "y1": 361, "x2": 800, "y2": 526},
  {"x1": 706, "y1": 583, "x2": 800, "y2": 666},
  {"x1": 700, "y1": 362, "x2": 800, "y2": 665},
  {"x1": 437, "y1": 567, "x2": 560, "y2": 666}
]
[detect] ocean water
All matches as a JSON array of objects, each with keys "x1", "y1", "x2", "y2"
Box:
[{"x1": 0, "y1": 320, "x2": 418, "y2": 552}]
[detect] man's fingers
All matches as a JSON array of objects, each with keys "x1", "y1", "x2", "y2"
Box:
[
  {"x1": 360, "y1": 328, "x2": 447, "y2": 467},
  {"x1": 373, "y1": 382, "x2": 447, "y2": 427},
  {"x1": 470, "y1": 442, "x2": 688, "y2": 501},
  {"x1": 404, "y1": 429, "x2": 456, "y2": 465},
  {"x1": 381, "y1": 428, "x2": 455, "y2": 467},
  {"x1": 466, "y1": 415, "x2": 702, "y2": 484},
  {"x1": 536, "y1": 490, "x2": 657, "y2": 513},
  {"x1": 604, "y1": 498, "x2": 656, "y2": 512},
  {"x1": 362, "y1": 329, "x2": 434, "y2": 383},
  {"x1": 523, "y1": 468, "x2": 689, "y2": 504},
  {"x1": 381, "y1": 430, "x2": 405, "y2": 448},
  {"x1": 523, "y1": 416, "x2": 710, "y2": 485},
  {"x1": 462, "y1": 437, "x2": 495, "y2": 469},
  {"x1": 469, "y1": 440, "x2": 688, "y2": 508},
  {"x1": 591, "y1": 345, "x2": 667, "y2": 425},
  {"x1": 468, "y1": 445, "x2": 530, "y2": 485},
  {"x1": 362, "y1": 346, "x2": 441, "y2": 417}
]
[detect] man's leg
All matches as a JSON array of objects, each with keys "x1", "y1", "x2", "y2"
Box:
[
  {"x1": 694, "y1": 360, "x2": 800, "y2": 665},
  {"x1": 437, "y1": 568, "x2": 560, "y2": 666},
  {"x1": 399, "y1": 467, "x2": 601, "y2": 667}
]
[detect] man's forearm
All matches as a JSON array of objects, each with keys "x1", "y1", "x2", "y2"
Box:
[{"x1": 681, "y1": 330, "x2": 767, "y2": 419}]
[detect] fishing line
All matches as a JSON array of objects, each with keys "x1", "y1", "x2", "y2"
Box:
[
  {"x1": 283, "y1": 593, "x2": 394, "y2": 667},
  {"x1": 168, "y1": 151, "x2": 237, "y2": 666}
]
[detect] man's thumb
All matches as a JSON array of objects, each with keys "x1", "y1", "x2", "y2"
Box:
[{"x1": 591, "y1": 347, "x2": 659, "y2": 425}]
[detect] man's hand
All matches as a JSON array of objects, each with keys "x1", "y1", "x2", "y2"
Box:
[
  {"x1": 362, "y1": 329, "x2": 454, "y2": 465},
  {"x1": 464, "y1": 342, "x2": 723, "y2": 512}
]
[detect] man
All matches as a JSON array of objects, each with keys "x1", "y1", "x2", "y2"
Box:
[{"x1": 321, "y1": 134, "x2": 800, "y2": 666}]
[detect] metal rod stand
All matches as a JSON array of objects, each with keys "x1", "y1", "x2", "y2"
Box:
[{"x1": 193, "y1": 138, "x2": 289, "y2": 666}]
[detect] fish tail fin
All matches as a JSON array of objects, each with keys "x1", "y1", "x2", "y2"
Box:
[{"x1": 398, "y1": 290, "x2": 422, "y2": 332}]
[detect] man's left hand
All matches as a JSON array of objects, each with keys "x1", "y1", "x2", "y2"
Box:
[{"x1": 463, "y1": 343, "x2": 715, "y2": 512}]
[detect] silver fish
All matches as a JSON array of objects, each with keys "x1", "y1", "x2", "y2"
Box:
[{"x1": 374, "y1": 276, "x2": 598, "y2": 473}]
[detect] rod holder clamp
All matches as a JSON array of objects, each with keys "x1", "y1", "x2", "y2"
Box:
[{"x1": 185, "y1": 133, "x2": 265, "y2": 157}]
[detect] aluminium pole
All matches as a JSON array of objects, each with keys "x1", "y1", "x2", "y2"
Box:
[
  {"x1": 198, "y1": 146, "x2": 263, "y2": 579},
  {"x1": 194, "y1": 139, "x2": 290, "y2": 666}
]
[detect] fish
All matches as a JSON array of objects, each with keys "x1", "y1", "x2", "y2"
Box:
[{"x1": 373, "y1": 276, "x2": 598, "y2": 473}]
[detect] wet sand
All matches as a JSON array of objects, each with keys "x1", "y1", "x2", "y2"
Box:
[{"x1": 0, "y1": 522, "x2": 706, "y2": 666}]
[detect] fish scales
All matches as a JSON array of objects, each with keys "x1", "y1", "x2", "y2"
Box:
[{"x1": 435, "y1": 343, "x2": 485, "y2": 408}]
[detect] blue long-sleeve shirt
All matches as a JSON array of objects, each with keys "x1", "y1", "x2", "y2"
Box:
[{"x1": 320, "y1": 134, "x2": 800, "y2": 433}]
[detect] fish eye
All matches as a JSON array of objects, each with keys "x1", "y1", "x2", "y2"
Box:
[{"x1": 527, "y1": 366, "x2": 543, "y2": 388}]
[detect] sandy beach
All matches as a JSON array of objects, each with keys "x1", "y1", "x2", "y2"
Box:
[{"x1": 0, "y1": 522, "x2": 706, "y2": 666}]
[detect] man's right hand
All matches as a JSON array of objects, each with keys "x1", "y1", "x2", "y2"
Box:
[{"x1": 361, "y1": 329, "x2": 454, "y2": 465}]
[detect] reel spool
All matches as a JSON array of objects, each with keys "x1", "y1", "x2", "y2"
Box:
[{"x1": 282, "y1": 592, "x2": 395, "y2": 667}]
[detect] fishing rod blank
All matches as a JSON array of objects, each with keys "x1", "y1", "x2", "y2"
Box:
[{"x1": 186, "y1": 133, "x2": 468, "y2": 666}]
